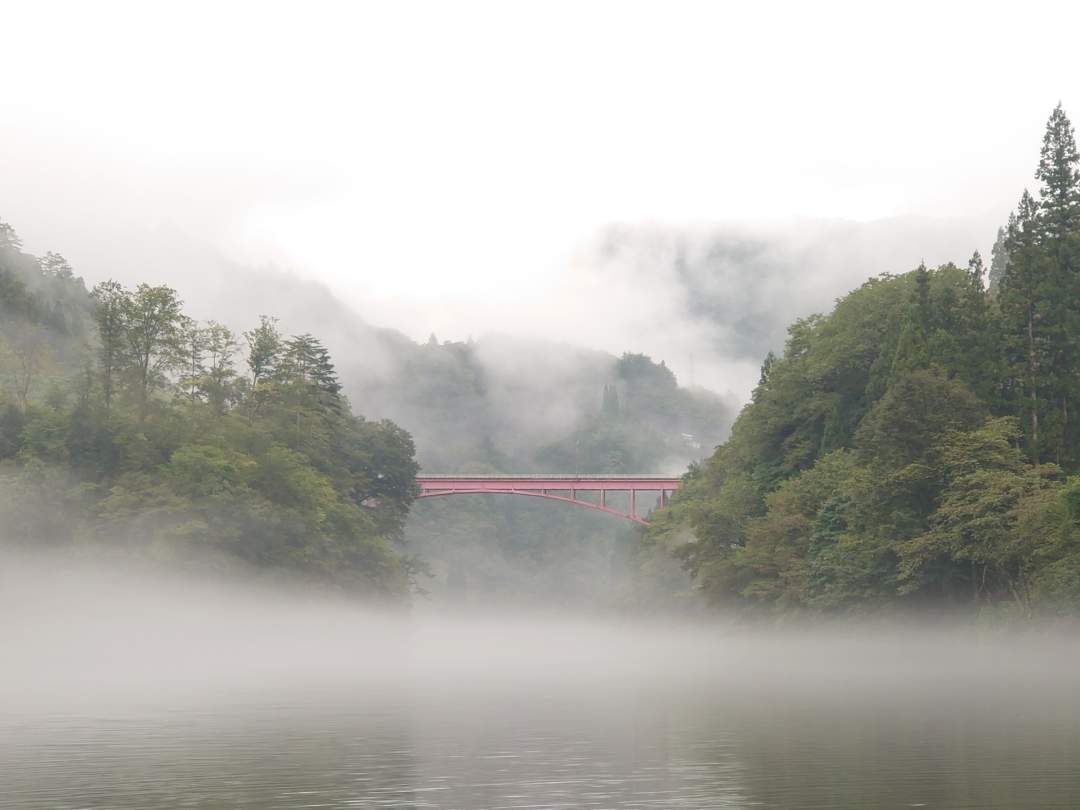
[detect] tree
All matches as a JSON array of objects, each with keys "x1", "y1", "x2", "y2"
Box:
[
  {"x1": 244, "y1": 315, "x2": 281, "y2": 388},
  {"x1": 899, "y1": 418, "x2": 1062, "y2": 608},
  {"x1": 989, "y1": 225, "x2": 1010, "y2": 289},
  {"x1": 201, "y1": 321, "x2": 239, "y2": 414},
  {"x1": 1034, "y1": 103, "x2": 1080, "y2": 466},
  {"x1": 889, "y1": 263, "x2": 933, "y2": 379},
  {"x1": 0, "y1": 214, "x2": 421, "y2": 596},
  {"x1": 966, "y1": 251, "x2": 986, "y2": 296},
  {"x1": 273, "y1": 334, "x2": 343, "y2": 445},
  {"x1": 0, "y1": 220, "x2": 22, "y2": 251},
  {"x1": 753, "y1": 351, "x2": 778, "y2": 402},
  {"x1": 91, "y1": 280, "x2": 130, "y2": 411},
  {"x1": 39, "y1": 252, "x2": 74, "y2": 280},
  {"x1": 999, "y1": 189, "x2": 1049, "y2": 459},
  {"x1": 1, "y1": 324, "x2": 50, "y2": 411},
  {"x1": 1035, "y1": 103, "x2": 1080, "y2": 243},
  {"x1": 279, "y1": 334, "x2": 342, "y2": 399},
  {"x1": 177, "y1": 317, "x2": 206, "y2": 408},
  {"x1": 122, "y1": 284, "x2": 184, "y2": 420}
]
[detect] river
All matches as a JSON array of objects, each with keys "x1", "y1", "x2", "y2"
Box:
[{"x1": 3, "y1": 557, "x2": 1080, "y2": 809}]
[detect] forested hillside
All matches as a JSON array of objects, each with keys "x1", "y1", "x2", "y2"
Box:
[
  {"x1": 649, "y1": 105, "x2": 1080, "y2": 618},
  {"x1": 0, "y1": 217, "x2": 728, "y2": 604},
  {"x1": 0, "y1": 227, "x2": 419, "y2": 596}
]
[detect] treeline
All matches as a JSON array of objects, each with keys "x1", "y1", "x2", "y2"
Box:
[
  {"x1": 0, "y1": 227, "x2": 418, "y2": 596},
  {"x1": 0, "y1": 222, "x2": 91, "y2": 338},
  {"x1": 649, "y1": 105, "x2": 1080, "y2": 618}
]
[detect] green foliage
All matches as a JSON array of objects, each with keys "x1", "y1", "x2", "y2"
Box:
[
  {"x1": 0, "y1": 232, "x2": 420, "y2": 597},
  {"x1": 649, "y1": 108, "x2": 1080, "y2": 619}
]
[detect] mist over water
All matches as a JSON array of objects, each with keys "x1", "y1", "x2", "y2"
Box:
[
  {"x1": 7, "y1": 5, "x2": 1080, "y2": 807},
  {"x1": 5, "y1": 551, "x2": 1080, "y2": 809}
]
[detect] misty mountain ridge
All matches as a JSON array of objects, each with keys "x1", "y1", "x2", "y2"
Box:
[
  {"x1": 18, "y1": 211, "x2": 997, "y2": 459},
  {"x1": 0, "y1": 210, "x2": 1004, "y2": 606},
  {"x1": 25, "y1": 225, "x2": 733, "y2": 472},
  {"x1": 583, "y1": 213, "x2": 997, "y2": 388}
]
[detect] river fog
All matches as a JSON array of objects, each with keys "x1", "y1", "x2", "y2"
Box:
[{"x1": 3, "y1": 553, "x2": 1080, "y2": 809}]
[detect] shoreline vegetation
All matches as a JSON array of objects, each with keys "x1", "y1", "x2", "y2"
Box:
[
  {"x1": 646, "y1": 105, "x2": 1080, "y2": 619},
  {"x1": 0, "y1": 236, "x2": 420, "y2": 596}
]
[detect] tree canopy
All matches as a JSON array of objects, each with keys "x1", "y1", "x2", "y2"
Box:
[
  {"x1": 0, "y1": 225, "x2": 418, "y2": 597},
  {"x1": 647, "y1": 105, "x2": 1080, "y2": 619}
]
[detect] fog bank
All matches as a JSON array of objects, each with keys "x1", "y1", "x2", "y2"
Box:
[{"x1": 5, "y1": 551, "x2": 1079, "y2": 712}]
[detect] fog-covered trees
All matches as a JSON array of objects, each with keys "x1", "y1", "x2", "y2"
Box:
[
  {"x1": 1, "y1": 236, "x2": 419, "y2": 596},
  {"x1": 650, "y1": 106, "x2": 1080, "y2": 618}
]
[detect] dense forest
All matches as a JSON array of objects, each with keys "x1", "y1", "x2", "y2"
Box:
[
  {"x1": 648, "y1": 105, "x2": 1080, "y2": 618},
  {"x1": 0, "y1": 226, "x2": 420, "y2": 596}
]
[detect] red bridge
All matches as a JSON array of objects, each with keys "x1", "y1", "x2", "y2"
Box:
[{"x1": 415, "y1": 474, "x2": 681, "y2": 525}]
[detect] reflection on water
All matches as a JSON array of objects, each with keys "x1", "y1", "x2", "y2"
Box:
[
  {"x1": 3, "y1": 556, "x2": 1080, "y2": 809},
  {"x1": 5, "y1": 671, "x2": 1080, "y2": 808}
]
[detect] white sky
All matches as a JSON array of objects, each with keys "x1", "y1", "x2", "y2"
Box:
[{"x1": 2, "y1": 0, "x2": 1077, "y2": 395}]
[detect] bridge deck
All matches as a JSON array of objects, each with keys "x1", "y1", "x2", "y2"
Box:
[
  {"x1": 418, "y1": 474, "x2": 679, "y2": 480},
  {"x1": 415, "y1": 474, "x2": 681, "y2": 525},
  {"x1": 417, "y1": 474, "x2": 680, "y2": 491}
]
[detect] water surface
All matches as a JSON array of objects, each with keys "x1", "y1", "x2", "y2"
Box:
[{"x1": 3, "y1": 559, "x2": 1079, "y2": 809}]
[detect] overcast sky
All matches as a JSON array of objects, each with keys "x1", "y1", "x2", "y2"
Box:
[{"x1": 2, "y1": 1, "x2": 1077, "y2": 396}]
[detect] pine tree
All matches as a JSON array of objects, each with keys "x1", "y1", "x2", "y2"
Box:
[
  {"x1": 999, "y1": 190, "x2": 1049, "y2": 459},
  {"x1": 39, "y1": 252, "x2": 73, "y2": 280},
  {"x1": 890, "y1": 263, "x2": 933, "y2": 380},
  {"x1": 989, "y1": 225, "x2": 1010, "y2": 289},
  {"x1": 966, "y1": 251, "x2": 986, "y2": 296},
  {"x1": 955, "y1": 252, "x2": 999, "y2": 407},
  {"x1": 1034, "y1": 104, "x2": 1080, "y2": 464},
  {"x1": 1036, "y1": 103, "x2": 1080, "y2": 243}
]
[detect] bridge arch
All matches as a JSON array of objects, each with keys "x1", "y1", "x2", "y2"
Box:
[{"x1": 415, "y1": 474, "x2": 681, "y2": 525}]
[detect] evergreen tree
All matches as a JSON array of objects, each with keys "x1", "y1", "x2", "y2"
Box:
[
  {"x1": 1000, "y1": 190, "x2": 1049, "y2": 459},
  {"x1": 966, "y1": 250, "x2": 986, "y2": 296},
  {"x1": 39, "y1": 252, "x2": 73, "y2": 280},
  {"x1": 280, "y1": 334, "x2": 342, "y2": 399},
  {"x1": 1035, "y1": 103, "x2": 1080, "y2": 243},
  {"x1": 989, "y1": 225, "x2": 1010, "y2": 289},
  {"x1": 1034, "y1": 104, "x2": 1080, "y2": 465}
]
